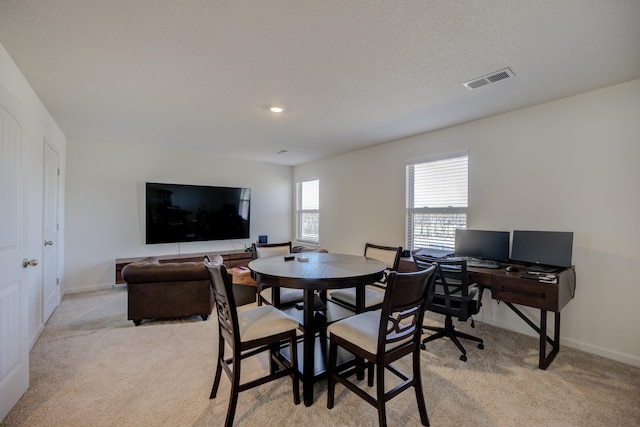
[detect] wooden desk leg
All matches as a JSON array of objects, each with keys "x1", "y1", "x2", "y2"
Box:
[
  {"x1": 505, "y1": 303, "x2": 561, "y2": 370},
  {"x1": 539, "y1": 310, "x2": 547, "y2": 369},
  {"x1": 539, "y1": 311, "x2": 561, "y2": 370},
  {"x1": 302, "y1": 289, "x2": 315, "y2": 406}
]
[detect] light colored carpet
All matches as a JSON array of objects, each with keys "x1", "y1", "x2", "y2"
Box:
[{"x1": 3, "y1": 288, "x2": 640, "y2": 426}]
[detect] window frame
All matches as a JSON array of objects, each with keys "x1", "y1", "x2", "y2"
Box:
[
  {"x1": 295, "y1": 179, "x2": 319, "y2": 244},
  {"x1": 406, "y1": 152, "x2": 468, "y2": 251}
]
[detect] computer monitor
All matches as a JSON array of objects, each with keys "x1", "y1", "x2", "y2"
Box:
[
  {"x1": 454, "y1": 229, "x2": 510, "y2": 261},
  {"x1": 510, "y1": 230, "x2": 573, "y2": 271}
]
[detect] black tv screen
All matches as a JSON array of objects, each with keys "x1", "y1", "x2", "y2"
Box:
[
  {"x1": 145, "y1": 182, "x2": 251, "y2": 244},
  {"x1": 454, "y1": 229, "x2": 510, "y2": 261},
  {"x1": 510, "y1": 230, "x2": 573, "y2": 269}
]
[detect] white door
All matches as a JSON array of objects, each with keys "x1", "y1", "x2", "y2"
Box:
[
  {"x1": 0, "y1": 107, "x2": 29, "y2": 420},
  {"x1": 42, "y1": 142, "x2": 59, "y2": 322}
]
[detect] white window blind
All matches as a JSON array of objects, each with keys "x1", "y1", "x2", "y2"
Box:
[
  {"x1": 296, "y1": 179, "x2": 319, "y2": 244},
  {"x1": 406, "y1": 154, "x2": 468, "y2": 250}
]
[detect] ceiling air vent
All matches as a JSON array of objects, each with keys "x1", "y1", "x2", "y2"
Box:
[{"x1": 463, "y1": 68, "x2": 515, "y2": 90}]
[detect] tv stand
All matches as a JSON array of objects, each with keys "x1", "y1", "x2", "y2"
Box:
[{"x1": 115, "y1": 249, "x2": 253, "y2": 284}]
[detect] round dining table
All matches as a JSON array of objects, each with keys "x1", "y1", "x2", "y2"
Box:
[{"x1": 248, "y1": 251, "x2": 386, "y2": 406}]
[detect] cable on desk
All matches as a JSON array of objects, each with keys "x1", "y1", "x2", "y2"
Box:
[{"x1": 568, "y1": 266, "x2": 577, "y2": 298}]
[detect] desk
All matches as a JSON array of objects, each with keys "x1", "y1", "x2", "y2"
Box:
[
  {"x1": 399, "y1": 257, "x2": 576, "y2": 369},
  {"x1": 249, "y1": 252, "x2": 386, "y2": 406}
]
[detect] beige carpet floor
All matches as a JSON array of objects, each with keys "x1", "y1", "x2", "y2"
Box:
[{"x1": 2, "y1": 288, "x2": 640, "y2": 426}]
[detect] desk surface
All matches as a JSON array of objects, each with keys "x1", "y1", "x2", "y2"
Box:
[{"x1": 400, "y1": 256, "x2": 575, "y2": 312}]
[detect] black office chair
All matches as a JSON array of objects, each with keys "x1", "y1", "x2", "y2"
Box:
[
  {"x1": 326, "y1": 265, "x2": 437, "y2": 427},
  {"x1": 329, "y1": 243, "x2": 402, "y2": 311},
  {"x1": 251, "y1": 241, "x2": 304, "y2": 307},
  {"x1": 414, "y1": 254, "x2": 485, "y2": 362},
  {"x1": 204, "y1": 255, "x2": 300, "y2": 427}
]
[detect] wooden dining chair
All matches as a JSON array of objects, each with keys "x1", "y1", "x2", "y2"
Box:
[
  {"x1": 329, "y1": 243, "x2": 402, "y2": 311},
  {"x1": 326, "y1": 264, "x2": 437, "y2": 427},
  {"x1": 251, "y1": 241, "x2": 305, "y2": 307},
  {"x1": 204, "y1": 255, "x2": 300, "y2": 427}
]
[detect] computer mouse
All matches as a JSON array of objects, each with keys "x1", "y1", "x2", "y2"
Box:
[{"x1": 505, "y1": 266, "x2": 519, "y2": 273}]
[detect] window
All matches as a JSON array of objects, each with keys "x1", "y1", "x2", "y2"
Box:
[
  {"x1": 296, "y1": 179, "x2": 319, "y2": 244},
  {"x1": 406, "y1": 153, "x2": 468, "y2": 250}
]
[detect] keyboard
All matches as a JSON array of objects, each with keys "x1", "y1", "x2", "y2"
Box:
[{"x1": 464, "y1": 258, "x2": 501, "y2": 269}]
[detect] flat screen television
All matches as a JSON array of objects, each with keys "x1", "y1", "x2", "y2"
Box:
[
  {"x1": 454, "y1": 229, "x2": 510, "y2": 261},
  {"x1": 510, "y1": 230, "x2": 573, "y2": 271},
  {"x1": 145, "y1": 182, "x2": 251, "y2": 244}
]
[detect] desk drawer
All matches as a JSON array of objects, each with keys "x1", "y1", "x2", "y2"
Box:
[{"x1": 491, "y1": 276, "x2": 559, "y2": 312}]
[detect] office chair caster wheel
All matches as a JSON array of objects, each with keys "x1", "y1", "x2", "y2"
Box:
[
  {"x1": 460, "y1": 354, "x2": 467, "y2": 362},
  {"x1": 420, "y1": 343, "x2": 426, "y2": 350},
  {"x1": 478, "y1": 343, "x2": 484, "y2": 350}
]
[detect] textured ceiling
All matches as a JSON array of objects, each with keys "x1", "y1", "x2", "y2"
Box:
[{"x1": 1, "y1": 0, "x2": 639, "y2": 165}]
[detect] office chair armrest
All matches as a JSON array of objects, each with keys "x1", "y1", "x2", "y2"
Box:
[
  {"x1": 443, "y1": 287, "x2": 479, "y2": 303},
  {"x1": 468, "y1": 284, "x2": 485, "y2": 302}
]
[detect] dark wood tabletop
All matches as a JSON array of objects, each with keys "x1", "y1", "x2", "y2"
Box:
[{"x1": 248, "y1": 251, "x2": 386, "y2": 290}]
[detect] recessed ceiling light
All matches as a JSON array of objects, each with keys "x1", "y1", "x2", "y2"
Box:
[{"x1": 269, "y1": 105, "x2": 285, "y2": 113}]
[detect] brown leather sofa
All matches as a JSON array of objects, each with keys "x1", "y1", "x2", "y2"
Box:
[{"x1": 122, "y1": 257, "x2": 214, "y2": 326}]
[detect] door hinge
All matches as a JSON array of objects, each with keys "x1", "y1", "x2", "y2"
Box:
[
  {"x1": 57, "y1": 168, "x2": 60, "y2": 176},
  {"x1": 57, "y1": 278, "x2": 60, "y2": 286}
]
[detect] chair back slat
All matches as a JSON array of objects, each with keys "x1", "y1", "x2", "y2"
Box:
[
  {"x1": 364, "y1": 244, "x2": 401, "y2": 269},
  {"x1": 252, "y1": 241, "x2": 292, "y2": 259},
  {"x1": 205, "y1": 255, "x2": 238, "y2": 344},
  {"x1": 364, "y1": 243, "x2": 402, "y2": 285},
  {"x1": 378, "y1": 265, "x2": 436, "y2": 352},
  {"x1": 251, "y1": 242, "x2": 297, "y2": 307},
  {"x1": 384, "y1": 306, "x2": 422, "y2": 345}
]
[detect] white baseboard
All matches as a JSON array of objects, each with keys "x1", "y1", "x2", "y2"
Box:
[
  {"x1": 561, "y1": 337, "x2": 640, "y2": 368},
  {"x1": 482, "y1": 317, "x2": 640, "y2": 368},
  {"x1": 29, "y1": 324, "x2": 45, "y2": 350},
  {"x1": 62, "y1": 282, "x2": 118, "y2": 296}
]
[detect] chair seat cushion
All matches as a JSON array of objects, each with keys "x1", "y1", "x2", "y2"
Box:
[
  {"x1": 429, "y1": 297, "x2": 479, "y2": 321},
  {"x1": 430, "y1": 283, "x2": 481, "y2": 318},
  {"x1": 327, "y1": 311, "x2": 412, "y2": 355},
  {"x1": 259, "y1": 288, "x2": 304, "y2": 305},
  {"x1": 238, "y1": 305, "x2": 299, "y2": 342},
  {"x1": 329, "y1": 285, "x2": 385, "y2": 308}
]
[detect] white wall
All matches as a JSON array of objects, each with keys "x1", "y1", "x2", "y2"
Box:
[
  {"x1": 0, "y1": 43, "x2": 67, "y2": 346},
  {"x1": 63, "y1": 77, "x2": 640, "y2": 366},
  {"x1": 294, "y1": 79, "x2": 640, "y2": 367},
  {"x1": 64, "y1": 139, "x2": 292, "y2": 293}
]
